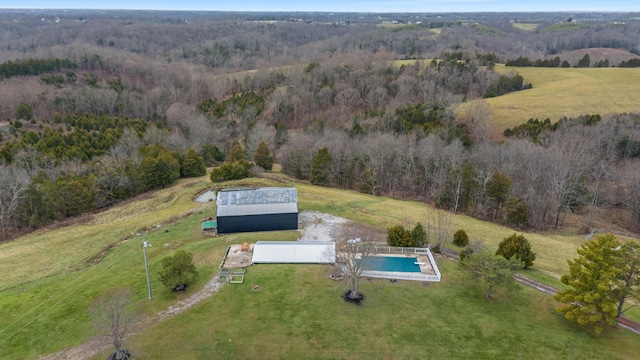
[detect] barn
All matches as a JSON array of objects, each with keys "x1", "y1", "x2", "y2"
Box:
[{"x1": 216, "y1": 187, "x2": 298, "y2": 234}]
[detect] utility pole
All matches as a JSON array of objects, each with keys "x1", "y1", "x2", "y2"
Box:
[{"x1": 142, "y1": 234, "x2": 152, "y2": 300}]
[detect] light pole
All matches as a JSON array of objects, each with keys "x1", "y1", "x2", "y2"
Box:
[{"x1": 142, "y1": 234, "x2": 152, "y2": 300}]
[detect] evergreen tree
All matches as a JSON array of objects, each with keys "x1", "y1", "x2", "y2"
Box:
[
  {"x1": 140, "y1": 145, "x2": 180, "y2": 190},
  {"x1": 614, "y1": 241, "x2": 640, "y2": 325},
  {"x1": 453, "y1": 229, "x2": 469, "y2": 247},
  {"x1": 181, "y1": 148, "x2": 206, "y2": 177},
  {"x1": 506, "y1": 197, "x2": 529, "y2": 228},
  {"x1": 554, "y1": 234, "x2": 624, "y2": 334},
  {"x1": 209, "y1": 160, "x2": 251, "y2": 182},
  {"x1": 496, "y1": 233, "x2": 536, "y2": 269},
  {"x1": 485, "y1": 170, "x2": 512, "y2": 220},
  {"x1": 227, "y1": 141, "x2": 247, "y2": 162},
  {"x1": 310, "y1": 147, "x2": 332, "y2": 186},
  {"x1": 254, "y1": 141, "x2": 273, "y2": 171},
  {"x1": 387, "y1": 225, "x2": 411, "y2": 247},
  {"x1": 411, "y1": 222, "x2": 428, "y2": 247},
  {"x1": 16, "y1": 102, "x2": 33, "y2": 120},
  {"x1": 200, "y1": 144, "x2": 224, "y2": 166},
  {"x1": 576, "y1": 54, "x2": 591, "y2": 68}
]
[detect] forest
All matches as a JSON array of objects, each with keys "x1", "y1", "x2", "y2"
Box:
[{"x1": 0, "y1": 9, "x2": 639, "y2": 240}]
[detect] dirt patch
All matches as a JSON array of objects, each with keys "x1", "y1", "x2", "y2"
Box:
[{"x1": 298, "y1": 210, "x2": 350, "y2": 242}]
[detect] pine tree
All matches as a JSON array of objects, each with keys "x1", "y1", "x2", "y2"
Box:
[
  {"x1": 387, "y1": 225, "x2": 411, "y2": 247},
  {"x1": 254, "y1": 141, "x2": 273, "y2": 170},
  {"x1": 181, "y1": 148, "x2": 206, "y2": 177},
  {"x1": 411, "y1": 222, "x2": 428, "y2": 247},
  {"x1": 16, "y1": 102, "x2": 33, "y2": 120},
  {"x1": 310, "y1": 147, "x2": 332, "y2": 186},
  {"x1": 227, "y1": 141, "x2": 247, "y2": 162},
  {"x1": 615, "y1": 241, "x2": 640, "y2": 325},
  {"x1": 554, "y1": 234, "x2": 623, "y2": 334}
]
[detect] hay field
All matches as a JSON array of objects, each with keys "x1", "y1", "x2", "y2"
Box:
[
  {"x1": 488, "y1": 66, "x2": 640, "y2": 137},
  {"x1": 512, "y1": 23, "x2": 538, "y2": 31}
]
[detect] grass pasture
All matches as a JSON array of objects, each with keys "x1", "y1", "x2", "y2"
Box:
[
  {"x1": 488, "y1": 66, "x2": 640, "y2": 137},
  {"x1": 1, "y1": 174, "x2": 639, "y2": 359},
  {"x1": 96, "y1": 260, "x2": 640, "y2": 360},
  {"x1": 512, "y1": 23, "x2": 538, "y2": 31}
]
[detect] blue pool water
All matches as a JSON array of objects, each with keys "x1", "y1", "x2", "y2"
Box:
[{"x1": 356, "y1": 256, "x2": 421, "y2": 272}]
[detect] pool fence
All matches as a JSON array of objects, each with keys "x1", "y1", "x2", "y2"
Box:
[{"x1": 365, "y1": 246, "x2": 441, "y2": 282}]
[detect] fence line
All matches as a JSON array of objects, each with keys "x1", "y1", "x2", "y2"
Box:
[
  {"x1": 373, "y1": 246, "x2": 430, "y2": 255},
  {"x1": 366, "y1": 246, "x2": 441, "y2": 282}
]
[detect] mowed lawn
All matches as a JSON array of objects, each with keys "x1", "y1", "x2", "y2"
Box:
[
  {"x1": 488, "y1": 66, "x2": 640, "y2": 137},
  {"x1": 1, "y1": 174, "x2": 640, "y2": 359},
  {"x1": 98, "y1": 260, "x2": 640, "y2": 360}
]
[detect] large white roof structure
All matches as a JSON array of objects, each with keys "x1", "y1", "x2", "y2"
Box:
[
  {"x1": 252, "y1": 241, "x2": 335, "y2": 264},
  {"x1": 216, "y1": 187, "x2": 298, "y2": 217}
]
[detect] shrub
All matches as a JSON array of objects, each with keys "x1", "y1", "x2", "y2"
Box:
[
  {"x1": 496, "y1": 233, "x2": 536, "y2": 269},
  {"x1": 411, "y1": 223, "x2": 428, "y2": 248},
  {"x1": 387, "y1": 225, "x2": 411, "y2": 247},
  {"x1": 210, "y1": 160, "x2": 251, "y2": 182},
  {"x1": 453, "y1": 229, "x2": 469, "y2": 247}
]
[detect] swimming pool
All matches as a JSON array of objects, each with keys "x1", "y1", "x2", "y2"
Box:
[{"x1": 356, "y1": 256, "x2": 421, "y2": 273}]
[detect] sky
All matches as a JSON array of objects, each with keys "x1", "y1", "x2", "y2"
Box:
[{"x1": 0, "y1": 0, "x2": 639, "y2": 13}]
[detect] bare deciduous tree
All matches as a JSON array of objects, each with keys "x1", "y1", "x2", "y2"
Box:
[
  {"x1": 244, "y1": 121, "x2": 276, "y2": 160},
  {"x1": 456, "y1": 99, "x2": 493, "y2": 144},
  {"x1": 90, "y1": 289, "x2": 138, "y2": 360},
  {"x1": 0, "y1": 165, "x2": 29, "y2": 240},
  {"x1": 333, "y1": 224, "x2": 378, "y2": 304},
  {"x1": 427, "y1": 211, "x2": 452, "y2": 253}
]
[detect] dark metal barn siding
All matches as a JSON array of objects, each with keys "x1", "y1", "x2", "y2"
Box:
[
  {"x1": 216, "y1": 212, "x2": 298, "y2": 234},
  {"x1": 215, "y1": 187, "x2": 299, "y2": 234}
]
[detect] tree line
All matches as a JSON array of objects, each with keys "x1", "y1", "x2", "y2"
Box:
[
  {"x1": 0, "y1": 115, "x2": 210, "y2": 239},
  {"x1": 279, "y1": 113, "x2": 640, "y2": 231},
  {"x1": 0, "y1": 58, "x2": 77, "y2": 79}
]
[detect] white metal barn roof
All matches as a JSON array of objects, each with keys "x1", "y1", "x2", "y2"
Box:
[
  {"x1": 217, "y1": 187, "x2": 298, "y2": 217},
  {"x1": 217, "y1": 203, "x2": 298, "y2": 217},
  {"x1": 252, "y1": 241, "x2": 335, "y2": 264}
]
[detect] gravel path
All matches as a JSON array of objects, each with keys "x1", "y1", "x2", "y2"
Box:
[{"x1": 38, "y1": 276, "x2": 226, "y2": 360}]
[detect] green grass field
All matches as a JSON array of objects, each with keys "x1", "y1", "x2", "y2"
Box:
[
  {"x1": 488, "y1": 66, "x2": 640, "y2": 137},
  {"x1": 95, "y1": 260, "x2": 640, "y2": 360},
  {"x1": 512, "y1": 23, "x2": 538, "y2": 31},
  {"x1": 1, "y1": 174, "x2": 639, "y2": 359}
]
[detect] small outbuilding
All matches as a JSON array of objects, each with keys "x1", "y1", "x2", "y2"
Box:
[
  {"x1": 201, "y1": 220, "x2": 217, "y2": 235},
  {"x1": 216, "y1": 187, "x2": 298, "y2": 234},
  {"x1": 251, "y1": 241, "x2": 335, "y2": 264}
]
